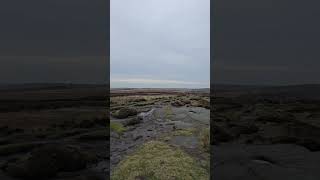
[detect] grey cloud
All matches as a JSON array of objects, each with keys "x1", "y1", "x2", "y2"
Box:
[{"x1": 111, "y1": 0, "x2": 210, "y2": 88}]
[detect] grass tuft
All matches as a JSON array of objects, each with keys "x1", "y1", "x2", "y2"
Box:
[
  {"x1": 110, "y1": 122, "x2": 126, "y2": 134},
  {"x1": 164, "y1": 106, "x2": 173, "y2": 119},
  {"x1": 172, "y1": 128, "x2": 196, "y2": 136},
  {"x1": 199, "y1": 128, "x2": 210, "y2": 152},
  {"x1": 111, "y1": 141, "x2": 208, "y2": 180}
]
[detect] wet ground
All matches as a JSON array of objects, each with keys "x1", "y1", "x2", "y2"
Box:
[{"x1": 110, "y1": 94, "x2": 210, "y2": 179}]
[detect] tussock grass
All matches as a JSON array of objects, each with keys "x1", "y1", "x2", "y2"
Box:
[
  {"x1": 172, "y1": 128, "x2": 196, "y2": 136},
  {"x1": 199, "y1": 128, "x2": 210, "y2": 152},
  {"x1": 164, "y1": 106, "x2": 173, "y2": 119}
]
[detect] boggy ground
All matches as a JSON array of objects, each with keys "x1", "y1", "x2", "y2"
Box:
[
  {"x1": 110, "y1": 91, "x2": 210, "y2": 180},
  {"x1": 212, "y1": 85, "x2": 320, "y2": 180},
  {"x1": 0, "y1": 84, "x2": 108, "y2": 180}
]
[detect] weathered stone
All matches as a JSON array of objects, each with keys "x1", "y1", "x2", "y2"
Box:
[
  {"x1": 112, "y1": 108, "x2": 137, "y2": 119},
  {"x1": 124, "y1": 117, "x2": 141, "y2": 126},
  {"x1": 171, "y1": 101, "x2": 185, "y2": 107}
]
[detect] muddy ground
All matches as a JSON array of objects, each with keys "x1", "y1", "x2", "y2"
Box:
[{"x1": 110, "y1": 91, "x2": 210, "y2": 180}]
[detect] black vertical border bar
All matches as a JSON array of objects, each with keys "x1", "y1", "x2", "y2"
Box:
[{"x1": 107, "y1": 0, "x2": 111, "y2": 179}]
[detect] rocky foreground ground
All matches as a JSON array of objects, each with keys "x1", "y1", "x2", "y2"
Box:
[
  {"x1": 2, "y1": 85, "x2": 319, "y2": 179},
  {"x1": 212, "y1": 85, "x2": 320, "y2": 180},
  {"x1": 0, "y1": 85, "x2": 108, "y2": 180},
  {"x1": 110, "y1": 92, "x2": 210, "y2": 180}
]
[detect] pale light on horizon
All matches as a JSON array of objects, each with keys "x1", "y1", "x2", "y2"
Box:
[{"x1": 111, "y1": 78, "x2": 209, "y2": 88}]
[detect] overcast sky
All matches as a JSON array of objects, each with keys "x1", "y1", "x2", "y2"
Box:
[
  {"x1": 2, "y1": 0, "x2": 319, "y2": 86},
  {"x1": 111, "y1": 0, "x2": 210, "y2": 88}
]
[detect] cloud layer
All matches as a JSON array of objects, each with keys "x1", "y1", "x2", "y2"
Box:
[{"x1": 111, "y1": 0, "x2": 210, "y2": 88}]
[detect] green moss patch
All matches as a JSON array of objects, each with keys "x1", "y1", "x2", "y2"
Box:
[
  {"x1": 172, "y1": 128, "x2": 196, "y2": 136},
  {"x1": 110, "y1": 122, "x2": 126, "y2": 134},
  {"x1": 111, "y1": 141, "x2": 208, "y2": 180}
]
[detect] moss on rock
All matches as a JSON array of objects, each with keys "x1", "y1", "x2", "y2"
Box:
[{"x1": 110, "y1": 122, "x2": 126, "y2": 134}]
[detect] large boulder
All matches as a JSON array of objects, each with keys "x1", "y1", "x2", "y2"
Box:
[
  {"x1": 112, "y1": 108, "x2": 137, "y2": 119},
  {"x1": 171, "y1": 100, "x2": 185, "y2": 107},
  {"x1": 123, "y1": 117, "x2": 141, "y2": 126},
  {"x1": 171, "y1": 101, "x2": 185, "y2": 107}
]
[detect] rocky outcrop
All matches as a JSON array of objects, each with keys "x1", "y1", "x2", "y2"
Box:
[
  {"x1": 112, "y1": 108, "x2": 138, "y2": 119},
  {"x1": 4, "y1": 145, "x2": 93, "y2": 179},
  {"x1": 171, "y1": 101, "x2": 185, "y2": 107}
]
